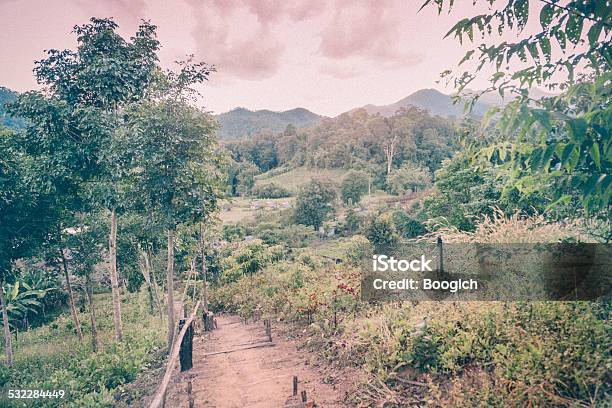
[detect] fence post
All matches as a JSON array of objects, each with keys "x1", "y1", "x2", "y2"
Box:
[
  {"x1": 179, "y1": 319, "x2": 194, "y2": 372},
  {"x1": 264, "y1": 319, "x2": 272, "y2": 342}
]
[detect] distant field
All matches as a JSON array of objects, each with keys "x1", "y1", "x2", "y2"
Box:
[
  {"x1": 254, "y1": 167, "x2": 348, "y2": 191},
  {"x1": 219, "y1": 197, "x2": 295, "y2": 224}
]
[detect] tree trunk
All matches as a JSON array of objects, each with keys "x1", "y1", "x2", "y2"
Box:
[
  {"x1": 59, "y1": 248, "x2": 83, "y2": 341},
  {"x1": 85, "y1": 274, "x2": 99, "y2": 352},
  {"x1": 109, "y1": 208, "x2": 123, "y2": 341},
  {"x1": 166, "y1": 228, "x2": 175, "y2": 349},
  {"x1": 139, "y1": 250, "x2": 155, "y2": 313},
  {"x1": 200, "y1": 223, "x2": 208, "y2": 312},
  {"x1": 0, "y1": 283, "x2": 13, "y2": 367},
  {"x1": 147, "y1": 247, "x2": 164, "y2": 322}
]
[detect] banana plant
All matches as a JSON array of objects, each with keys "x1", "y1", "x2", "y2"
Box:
[{"x1": 1, "y1": 280, "x2": 50, "y2": 329}]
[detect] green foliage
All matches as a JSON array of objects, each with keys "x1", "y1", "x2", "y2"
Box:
[
  {"x1": 251, "y1": 182, "x2": 292, "y2": 199},
  {"x1": 424, "y1": 153, "x2": 547, "y2": 231},
  {"x1": 127, "y1": 93, "x2": 222, "y2": 230},
  {"x1": 392, "y1": 210, "x2": 426, "y2": 238},
  {"x1": 340, "y1": 170, "x2": 370, "y2": 204},
  {"x1": 341, "y1": 235, "x2": 372, "y2": 266},
  {"x1": 0, "y1": 293, "x2": 165, "y2": 407},
  {"x1": 293, "y1": 179, "x2": 337, "y2": 229},
  {"x1": 1, "y1": 280, "x2": 51, "y2": 330},
  {"x1": 387, "y1": 163, "x2": 431, "y2": 195},
  {"x1": 222, "y1": 224, "x2": 246, "y2": 242},
  {"x1": 220, "y1": 240, "x2": 271, "y2": 283},
  {"x1": 363, "y1": 214, "x2": 399, "y2": 252},
  {"x1": 251, "y1": 223, "x2": 315, "y2": 247},
  {"x1": 426, "y1": 0, "x2": 611, "y2": 221},
  {"x1": 342, "y1": 207, "x2": 363, "y2": 235}
]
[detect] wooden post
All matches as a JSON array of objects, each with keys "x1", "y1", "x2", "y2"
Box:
[
  {"x1": 292, "y1": 376, "x2": 298, "y2": 397},
  {"x1": 178, "y1": 319, "x2": 194, "y2": 372},
  {"x1": 265, "y1": 319, "x2": 272, "y2": 342},
  {"x1": 203, "y1": 311, "x2": 214, "y2": 332},
  {"x1": 437, "y1": 236, "x2": 444, "y2": 279},
  {"x1": 187, "y1": 380, "x2": 194, "y2": 408}
]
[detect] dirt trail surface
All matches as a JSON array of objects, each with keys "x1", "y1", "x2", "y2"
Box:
[{"x1": 163, "y1": 314, "x2": 351, "y2": 408}]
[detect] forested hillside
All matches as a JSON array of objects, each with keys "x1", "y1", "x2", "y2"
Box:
[
  {"x1": 0, "y1": 87, "x2": 24, "y2": 129},
  {"x1": 216, "y1": 106, "x2": 322, "y2": 139}
]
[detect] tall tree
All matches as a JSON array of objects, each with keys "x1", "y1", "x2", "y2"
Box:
[
  {"x1": 128, "y1": 59, "x2": 222, "y2": 348},
  {"x1": 0, "y1": 126, "x2": 59, "y2": 366},
  {"x1": 14, "y1": 17, "x2": 162, "y2": 342}
]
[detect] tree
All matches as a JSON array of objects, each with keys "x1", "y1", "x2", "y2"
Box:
[
  {"x1": 387, "y1": 163, "x2": 432, "y2": 195},
  {"x1": 341, "y1": 170, "x2": 370, "y2": 205},
  {"x1": 0, "y1": 126, "x2": 59, "y2": 366},
  {"x1": 13, "y1": 17, "x2": 162, "y2": 343},
  {"x1": 425, "y1": 0, "x2": 611, "y2": 228},
  {"x1": 293, "y1": 179, "x2": 337, "y2": 230},
  {"x1": 128, "y1": 60, "x2": 222, "y2": 348}
]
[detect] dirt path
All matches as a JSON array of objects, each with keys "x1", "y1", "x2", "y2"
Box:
[{"x1": 163, "y1": 315, "x2": 350, "y2": 408}]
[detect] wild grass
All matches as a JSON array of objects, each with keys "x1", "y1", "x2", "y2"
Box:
[{"x1": 0, "y1": 290, "x2": 166, "y2": 407}]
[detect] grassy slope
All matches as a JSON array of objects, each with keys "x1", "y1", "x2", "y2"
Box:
[
  {"x1": 254, "y1": 167, "x2": 348, "y2": 191},
  {"x1": 0, "y1": 291, "x2": 166, "y2": 407}
]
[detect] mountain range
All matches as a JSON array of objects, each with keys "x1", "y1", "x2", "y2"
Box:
[
  {"x1": 1, "y1": 86, "x2": 553, "y2": 139},
  {"x1": 215, "y1": 88, "x2": 493, "y2": 139},
  {"x1": 216, "y1": 107, "x2": 322, "y2": 139}
]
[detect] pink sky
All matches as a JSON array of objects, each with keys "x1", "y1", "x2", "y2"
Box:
[{"x1": 0, "y1": 0, "x2": 538, "y2": 116}]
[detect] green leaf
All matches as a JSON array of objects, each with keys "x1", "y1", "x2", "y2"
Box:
[
  {"x1": 589, "y1": 142, "x2": 601, "y2": 169},
  {"x1": 514, "y1": 0, "x2": 529, "y2": 29},
  {"x1": 561, "y1": 143, "x2": 575, "y2": 166},
  {"x1": 567, "y1": 145, "x2": 580, "y2": 171},
  {"x1": 539, "y1": 4, "x2": 554, "y2": 29},
  {"x1": 566, "y1": 118, "x2": 587, "y2": 142},
  {"x1": 587, "y1": 23, "x2": 603, "y2": 47},
  {"x1": 526, "y1": 42, "x2": 539, "y2": 62},
  {"x1": 541, "y1": 144, "x2": 556, "y2": 170},
  {"x1": 540, "y1": 37, "x2": 551, "y2": 61},
  {"x1": 532, "y1": 109, "x2": 551, "y2": 131},
  {"x1": 459, "y1": 50, "x2": 475, "y2": 65},
  {"x1": 566, "y1": 14, "x2": 584, "y2": 45},
  {"x1": 554, "y1": 29, "x2": 567, "y2": 50}
]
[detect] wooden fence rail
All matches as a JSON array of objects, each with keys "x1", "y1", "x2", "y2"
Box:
[{"x1": 148, "y1": 300, "x2": 201, "y2": 408}]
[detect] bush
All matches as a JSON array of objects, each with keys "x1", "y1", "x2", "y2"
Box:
[
  {"x1": 387, "y1": 163, "x2": 431, "y2": 195},
  {"x1": 341, "y1": 235, "x2": 372, "y2": 266},
  {"x1": 393, "y1": 210, "x2": 426, "y2": 238},
  {"x1": 253, "y1": 222, "x2": 315, "y2": 247},
  {"x1": 222, "y1": 224, "x2": 246, "y2": 242},
  {"x1": 363, "y1": 214, "x2": 399, "y2": 252},
  {"x1": 251, "y1": 183, "x2": 292, "y2": 199}
]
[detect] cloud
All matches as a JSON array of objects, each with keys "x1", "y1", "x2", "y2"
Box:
[
  {"x1": 73, "y1": 0, "x2": 147, "y2": 21},
  {"x1": 319, "y1": 63, "x2": 361, "y2": 79},
  {"x1": 319, "y1": 0, "x2": 424, "y2": 67},
  {"x1": 186, "y1": 0, "x2": 326, "y2": 80}
]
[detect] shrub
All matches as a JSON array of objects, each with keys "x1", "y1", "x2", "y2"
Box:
[
  {"x1": 252, "y1": 183, "x2": 292, "y2": 198},
  {"x1": 342, "y1": 235, "x2": 372, "y2": 266},
  {"x1": 222, "y1": 224, "x2": 246, "y2": 242},
  {"x1": 393, "y1": 210, "x2": 426, "y2": 238},
  {"x1": 363, "y1": 214, "x2": 399, "y2": 252},
  {"x1": 387, "y1": 163, "x2": 431, "y2": 195}
]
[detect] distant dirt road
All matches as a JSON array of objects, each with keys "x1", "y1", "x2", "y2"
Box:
[{"x1": 163, "y1": 315, "x2": 350, "y2": 408}]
